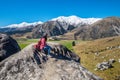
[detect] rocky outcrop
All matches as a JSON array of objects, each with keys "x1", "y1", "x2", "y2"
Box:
[
  {"x1": 0, "y1": 33, "x2": 20, "y2": 61},
  {"x1": 0, "y1": 43, "x2": 102, "y2": 80},
  {"x1": 95, "y1": 59, "x2": 116, "y2": 71}
]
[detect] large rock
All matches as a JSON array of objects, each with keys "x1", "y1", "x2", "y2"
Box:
[
  {"x1": 0, "y1": 43, "x2": 102, "y2": 80},
  {"x1": 0, "y1": 33, "x2": 20, "y2": 61}
]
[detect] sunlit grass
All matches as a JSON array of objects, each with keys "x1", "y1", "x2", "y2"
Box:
[
  {"x1": 74, "y1": 36, "x2": 120, "y2": 80},
  {"x1": 18, "y1": 43, "x2": 29, "y2": 49}
]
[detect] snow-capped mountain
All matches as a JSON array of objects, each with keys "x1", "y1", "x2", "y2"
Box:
[
  {"x1": 32, "y1": 16, "x2": 102, "y2": 38},
  {"x1": 0, "y1": 15, "x2": 102, "y2": 38},
  {"x1": 51, "y1": 15, "x2": 102, "y2": 26},
  {"x1": 1, "y1": 15, "x2": 101, "y2": 29},
  {"x1": 0, "y1": 21, "x2": 43, "y2": 34},
  {"x1": 4, "y1": 21, "x2": 43, "y2": 28}
]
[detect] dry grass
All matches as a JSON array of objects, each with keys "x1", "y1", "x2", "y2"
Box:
[{"x1": 74, "y1": 36, "x2": 120, "y2": 80}]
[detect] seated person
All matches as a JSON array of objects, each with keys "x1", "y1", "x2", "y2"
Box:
[{"x1": 34, "y1": 33, "x2": 51, "y2": 55}]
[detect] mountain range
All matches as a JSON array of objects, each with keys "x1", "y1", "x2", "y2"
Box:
[
  {"x1": 1, "y1": 16, "x2": 101, "y2": 28},
  {"x1": 0, "y1": 16, "x2": 120, "y2": 40}
]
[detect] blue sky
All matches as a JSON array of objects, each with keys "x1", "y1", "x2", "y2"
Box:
[{"x1": 0, "y1": 0, "x2": 120, "y2": 27}]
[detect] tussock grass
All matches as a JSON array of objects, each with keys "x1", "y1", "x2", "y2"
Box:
[{"x1": 74, "y1": 36, "x2": 120, "y2": 80}]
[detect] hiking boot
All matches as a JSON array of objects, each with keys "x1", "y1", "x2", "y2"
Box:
[{"x1": 47, "y1": 55, "x2": 51, "y2": 58}]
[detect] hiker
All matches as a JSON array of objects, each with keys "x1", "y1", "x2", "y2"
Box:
[{"x1": 34, "y1": 33, "x2": 51, "y2": 56}]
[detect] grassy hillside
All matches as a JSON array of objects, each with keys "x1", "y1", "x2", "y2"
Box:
[{"x1": 74, "y1": 36, "x2": 120, "y2": 80}]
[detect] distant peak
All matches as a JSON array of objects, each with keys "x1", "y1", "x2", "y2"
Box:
[{"x1": 3, "y1": 21, "x2": 43, "y2": 28}]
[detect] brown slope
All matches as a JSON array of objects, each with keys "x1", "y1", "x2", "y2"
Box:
[{"x1": 74, "y1": 17, "x2": 120, "y2": 40}]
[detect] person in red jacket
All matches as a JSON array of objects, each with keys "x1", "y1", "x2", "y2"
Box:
[{"x1": 34, "y1": 33, "x2": 51, "y2": 55}]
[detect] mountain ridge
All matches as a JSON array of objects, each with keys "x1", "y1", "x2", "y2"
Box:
[
  {"x1": 74, "y1": 16, "x2": 120, "y2": 40},
  {"x1": 51, "y1": 15, "x2": 102, "y2": 26},
  {"x1": 0, "y1": 15, "x2": 101, "y2": 28},
  {"x1": 1, "y1": 16, "x2": 120, "y2": 40}
]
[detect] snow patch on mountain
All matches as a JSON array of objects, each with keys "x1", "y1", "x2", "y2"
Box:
[
  {"x1": 51, "y1": 15, "x2": 102, "y2": 26},
  {"x1": 3, "y1": 21, "x2": 43, "y2": 28}
]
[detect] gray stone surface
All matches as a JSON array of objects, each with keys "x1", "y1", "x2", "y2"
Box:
[
  {"x1": 0, "y1": 43, "x2": 102, "y2": 80},
  {"x1": 108, "y1": 59, "x2": 115, "y2": 64},
  {"x1": 96, "y1": 59, "x2": 115, "y2": 71},
  {"x1": 0, "y1": 33, "x2": 20, "y2": 61},
  {"x1": 96, "y1": 62, "x2": 112, "y2": 70}
]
